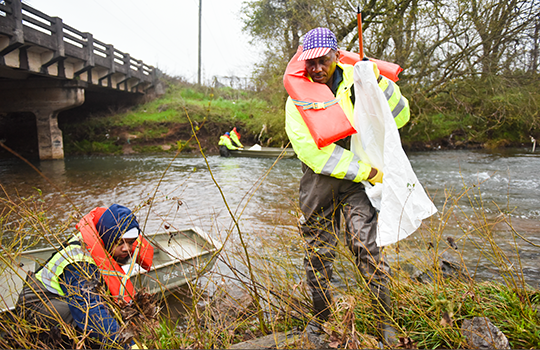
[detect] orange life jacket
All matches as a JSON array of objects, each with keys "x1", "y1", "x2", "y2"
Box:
[
  {"x1": 75, "y1": 207, "x2": 154, "y2": 303},
  {"x1": 232, "y1": 127, "x2": 241, "y2": 139},
  {"x1": 338, "y1": 50, "x2": 403, "y2": 82},
  {"x1": 283, "y1": 47, "x2": 403, "y2": 149},
  {"x1": 284, "y1": 46, "x2": 357, "y2": 149}
]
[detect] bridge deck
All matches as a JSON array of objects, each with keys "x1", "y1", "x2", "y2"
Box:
[{"x1": 0, "y1": 0, "x2": 159, "y2": 93}]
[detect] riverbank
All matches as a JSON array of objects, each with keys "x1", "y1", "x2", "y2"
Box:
[
  {"x1": 2, "y1": 229, "x2": 539, "y2": 349},
  {"x1": 1, "y1": 75, "x2": 536, "y2": 160},
  {"x1": 54, "y1": 75, "x2": 537, "y2": 156}
]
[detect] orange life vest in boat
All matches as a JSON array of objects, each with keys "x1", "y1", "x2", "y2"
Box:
[
  {"x1": 283, "y1": 47, "x2": 403, "y2": 149},
  {"x1": 75, "y1": 207, "x2": 154, "y2": 303}
]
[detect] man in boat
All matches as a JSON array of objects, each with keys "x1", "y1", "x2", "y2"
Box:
[
  {"x1": 283, "y1": 27, "x2": 409, "y2": 347},
  {"x1": 218, "y1": 131, "x2": 241, "y2": 157},
  {"x1": 230, "y1": 127, "x2": 244, "y2": 148},
  {"x1": 16, "y1": 204, "x2": 153, "y2": 348}
]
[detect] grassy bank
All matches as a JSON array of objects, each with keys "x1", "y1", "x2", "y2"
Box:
[
  {"x1": 395, "y1": 74, "x2": 540, "y2": 150},
  {"x1": 1, "y1": 147, "x2": 539, "y2": 349},
  {"x1": 60, "y1": 76, "x2": 288, "y2": 156}
]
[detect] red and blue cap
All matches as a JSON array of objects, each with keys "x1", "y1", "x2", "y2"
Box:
[{"x1": 298, "y1": 27, "x2": 338, "y2": 61}]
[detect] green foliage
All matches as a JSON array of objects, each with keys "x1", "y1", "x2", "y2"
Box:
[
  {"x1": 176, "y1": 140, "x2": 193, "y2": 152},
  {"x1": 403, "y1": 74, "x2": 540, "y2": 147},
  {"x1": 132, "y1": 145, "x2": 166, "y2": 153},
  {"x1": 68, "y1": 140, "x2": 122, "y2": 155},
  {"x1": 60, "y1": 78, "x2": 286, "y2": 155},
  {"x1": 391, "y1": 280, "x2": 540, "y2": 349}
]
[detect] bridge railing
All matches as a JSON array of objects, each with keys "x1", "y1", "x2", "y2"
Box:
[{"x1": 0, "y1": 0, "x2": 158, "y2": 93}]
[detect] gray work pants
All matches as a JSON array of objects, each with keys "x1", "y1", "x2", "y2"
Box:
[
  {"x1": 299, "y1": 164, "x2": 389, "y2": 322},
  {"x1": 16, "y1": 273, "x2": 74, "y2": 328}
]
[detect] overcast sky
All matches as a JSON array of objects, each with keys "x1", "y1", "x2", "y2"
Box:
[{"x1": 26, "y1": 0, "x2": 263, "y2": 83}]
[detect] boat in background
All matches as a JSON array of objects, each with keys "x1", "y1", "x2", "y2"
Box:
[
  {"x1": 0, "y1": 227, "x2": 221, "y2": 313},
  {"x1": 229, "y1": 144, "x2": 296, "y2": 159}
]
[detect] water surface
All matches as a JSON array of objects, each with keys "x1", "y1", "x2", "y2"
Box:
[{"x1": 1, "y1": 148, "x2": 539, "y2": 288}]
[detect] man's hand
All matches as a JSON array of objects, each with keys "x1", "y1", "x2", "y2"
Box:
[{"x1": 368, "y1": 167, "x2": 383, "y2": 185}]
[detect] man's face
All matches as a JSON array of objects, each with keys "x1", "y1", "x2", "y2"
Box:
[
  {"x1": 305, "y1": 49, "x2": 340, "y2": 86},
  {"x1": 112, "y1": 237, "x2": 137, "y2": 265}
]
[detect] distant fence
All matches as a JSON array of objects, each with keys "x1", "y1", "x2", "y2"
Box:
[
  {"x1": 0, "y1": 0, "x2": 158, "y2": 92},
  {"x1": 212, "y1": 75, "x2": 255, "y2": 90}
]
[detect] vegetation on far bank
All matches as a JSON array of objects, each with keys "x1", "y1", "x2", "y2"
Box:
[
  {"x1": 60, "y1": 76, "x2": 288, "y2": 156},
  {"x1": 59, "y1": 70, "x2": 540, "y2": 157}
]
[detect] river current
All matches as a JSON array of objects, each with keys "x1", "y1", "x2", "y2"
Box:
[{"x1": 1, "y1": 148, "x2": 539, "y2": 289}]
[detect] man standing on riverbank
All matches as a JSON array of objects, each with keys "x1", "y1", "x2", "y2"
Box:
[
  {"x1": 284, "y1": 27, "x2": 409, "y2": 347},
  {"x1": 16, "y1": 204, "x2": 153, "y2": 348}
]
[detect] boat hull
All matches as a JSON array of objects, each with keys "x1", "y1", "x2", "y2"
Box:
[
  {"x1": 229, "y1": 147, "x2": 296, "y2": 159},
  {"x1": 0, "y1": 227, "x2": 220, "y2": 312}
]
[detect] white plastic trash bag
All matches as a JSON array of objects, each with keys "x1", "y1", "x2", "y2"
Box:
[{"x1": 351, "y1": 61, "x2": 437, "y2": 247}]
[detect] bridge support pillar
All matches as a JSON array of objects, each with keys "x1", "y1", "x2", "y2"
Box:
[
  {"x1": 35, "y1": 109, "x2": 65, "y2": 159},
  {"x1": 0, "y1": 80, "x2": 85, "y2": 160}
]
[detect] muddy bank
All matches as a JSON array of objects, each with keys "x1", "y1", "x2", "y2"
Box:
[
  {"x1": 0, "y1": 115, "x2": 533, "y2": 160},
  {"x1": 85, "y1": 122, "x2": 533, "y2": 157}
]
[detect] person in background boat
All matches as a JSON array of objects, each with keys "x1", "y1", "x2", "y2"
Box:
[
  {"x1": 284, "y1": 27, "x2": 409, "y2": 347},
  {"x1": 218, "y1": 131, "x2": 241, "y2": 157},
  {"x1": 230, "y1": 127, "x2": 244, "y2": 148},
  {"x1": 15, "y1": 204, "x2": 153, "y2": 349}
]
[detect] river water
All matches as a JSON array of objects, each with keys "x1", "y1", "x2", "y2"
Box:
[{"x1": 1, "y1": 148, "x2": 539, "y2": 290}]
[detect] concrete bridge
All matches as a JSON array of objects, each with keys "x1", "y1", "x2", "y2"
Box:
[{"x1": 0, "y1": 0, "x2": 162, "y2": 160}]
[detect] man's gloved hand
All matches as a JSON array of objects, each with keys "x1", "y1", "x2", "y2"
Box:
[{"x1": 368, "y1": 167, "x2": 383, "y2": 185}]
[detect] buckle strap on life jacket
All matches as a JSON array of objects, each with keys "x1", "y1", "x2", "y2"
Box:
[
  {"x1": 292, "y1": 97, "x2": 340, "y2": 110},
  {"x1": 118, "y1": 236, "x2": 141, "y2": 298}
]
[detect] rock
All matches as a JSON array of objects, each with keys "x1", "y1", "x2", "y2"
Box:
[
  {"x1": 411, "y1": 247, "x2": 467, "y2": 283},
  {"x1": 122, "y1": 144, "x2": 134, "y2": 154},
  {"x1": 305, "y1": 322, "x2": 330, "y2": 349},
  {"x1": 461, "y1": 317, "x2": 510, "y2": 349},
  {"x1": 230, "y1": 331, "x2": 300, "y2": 349}
]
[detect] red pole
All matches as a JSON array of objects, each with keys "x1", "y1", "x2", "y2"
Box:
[{"x1": 357, "y1": 6, "x2": 364, "y2": 59}]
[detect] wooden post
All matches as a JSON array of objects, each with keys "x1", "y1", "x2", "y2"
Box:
[{"x1": 198, "y1": 0, "x2": 202, "y2": 85}]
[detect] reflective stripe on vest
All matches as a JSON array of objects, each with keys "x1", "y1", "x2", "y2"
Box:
[
  {"x1": 378, "y1": 76, "x2": 410, "y2": 129},
  {"x1": 118, "y1": 236, "x2": 141, "y2": 298},
  {"x1": 35, "y1": 243, "x2": 96, "y2": 295},
  {"x1": 320, "y1": 145, "x2": 362, "y2": 180}
]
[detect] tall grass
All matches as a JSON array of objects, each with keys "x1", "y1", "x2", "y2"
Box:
[{"x1": 1, "y1": 133, "x2": 539, "y2": 349}]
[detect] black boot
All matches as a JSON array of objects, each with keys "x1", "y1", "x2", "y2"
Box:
[
  {"x1": 305, "y1": 290, "x2": 332, "y2": 348},
  {"x1": 369, "y1": 283, "x2": 397, "y2": 347},
  {"x1": 312, "y1": 289, "x2": 332, "y2": 325}
]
